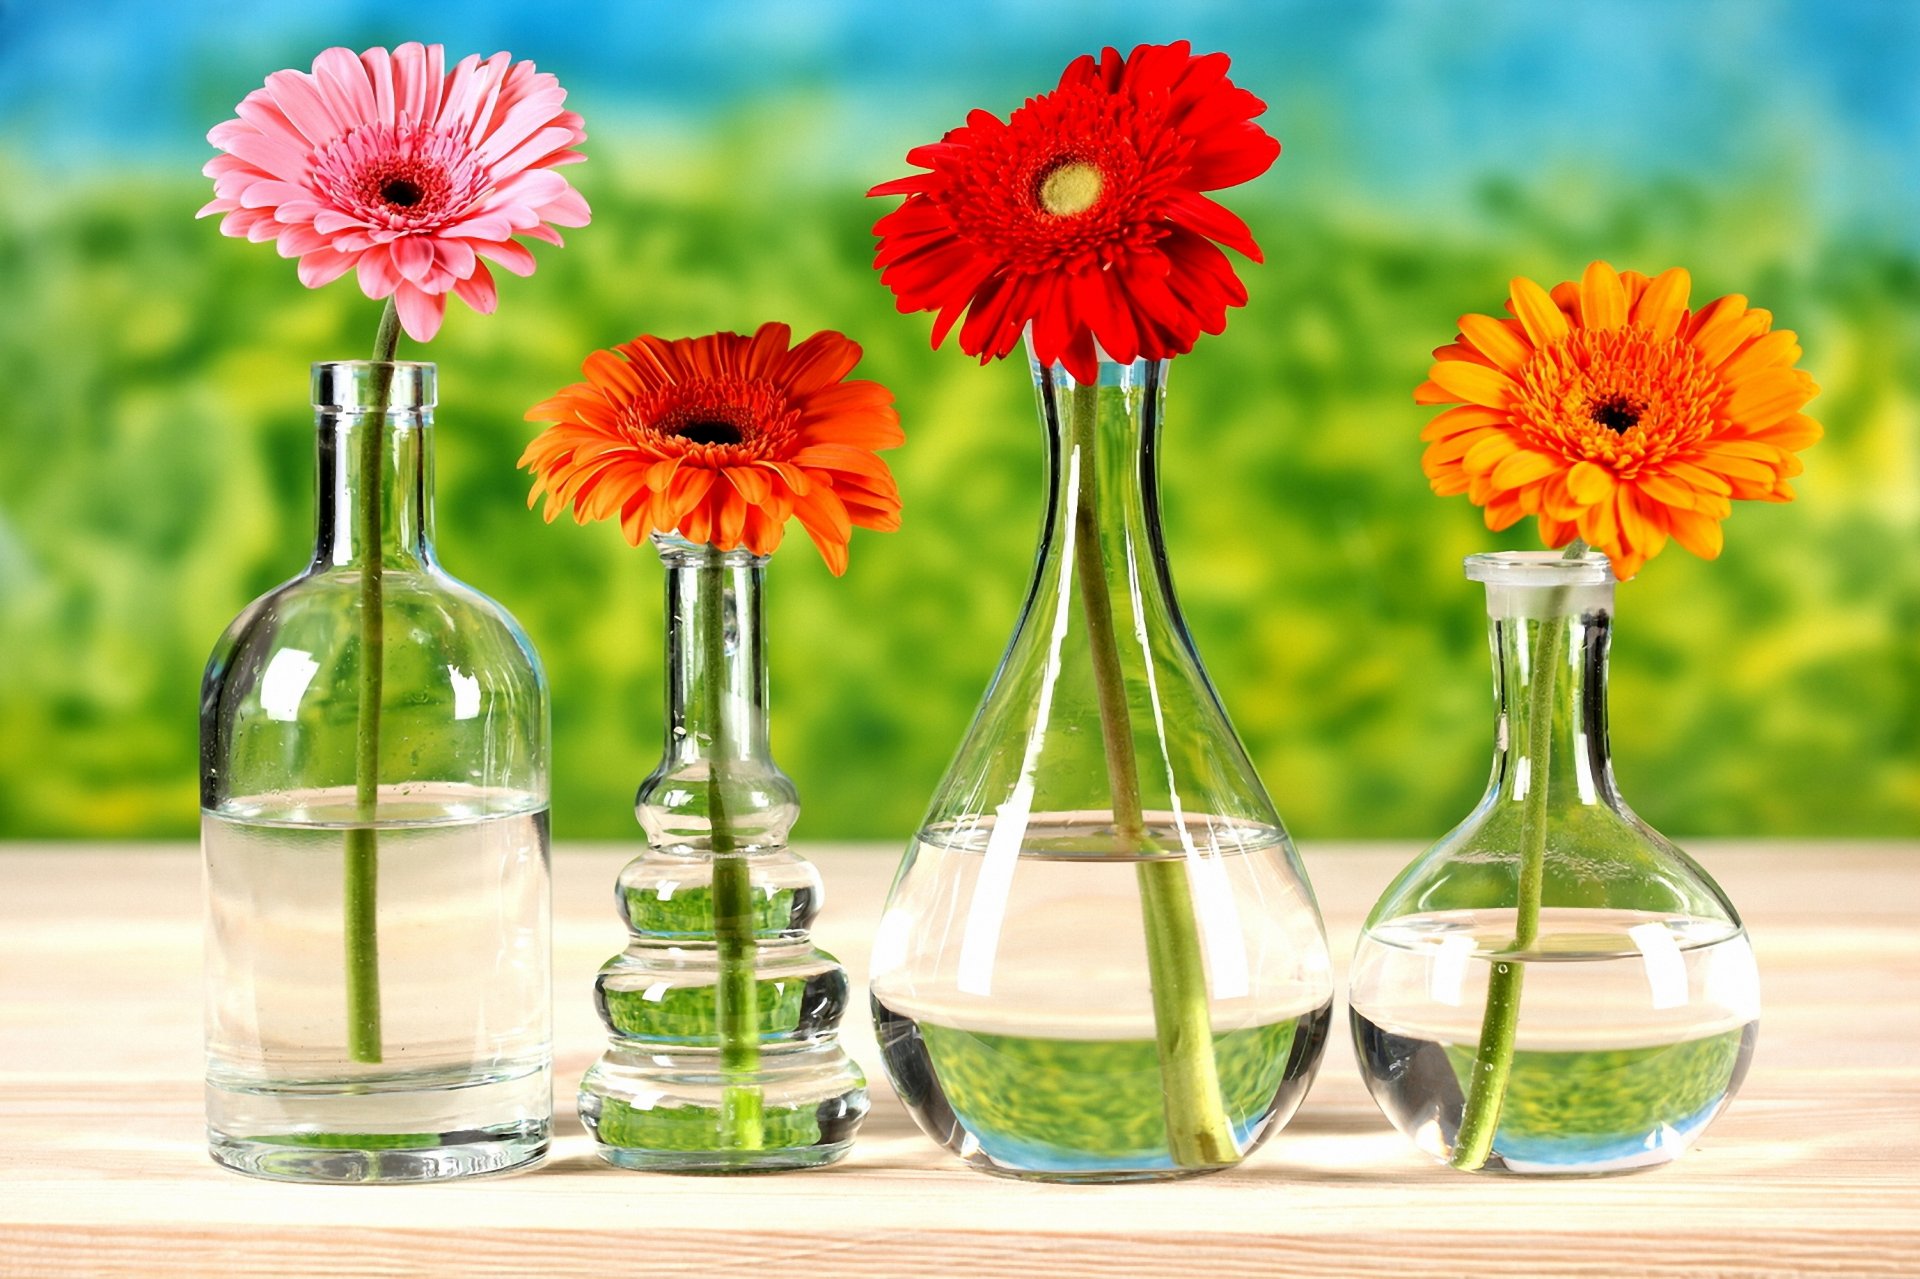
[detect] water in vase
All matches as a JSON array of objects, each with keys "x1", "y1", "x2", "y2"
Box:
[
  {"x1": 1349, "y1": 907, "x2": 1759, "y2": 1174},
  {"x1": 203, "y1": 783, "x2": 550, "y2": 1181},
  {"x1": 872, "y1": 816, "x2": 1334, "y2": 1180}
]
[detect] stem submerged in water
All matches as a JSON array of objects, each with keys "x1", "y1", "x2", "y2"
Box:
[
  {"x1": 1449, "y1": 537, "x2": 1590, "y2": 1170},
  {"x1": 704, "y1": 558, "x2": 764, "y2": 1149},
  {"x1": 1066, "y1": 379, "x2": 1235, "y2": 1169},
  {"x1": 344, "y1": 300, "x2": 402, "y2": 1065}
]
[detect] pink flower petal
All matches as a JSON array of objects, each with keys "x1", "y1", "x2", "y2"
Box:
[
  {"x1": 361, "y1": 46, "x2": 397, "y2": 125},
  {"x1": 263, "y1": 67, "x2": 343, "y2": 147},
  {"x1": 313, "y1": 208, "x2": 368, "y2": 235},
  {"x1": 356, "y1": 246, "x2": 400, "y2": 298},
  {"x1": 539, "y1": 187, "x2": 591, "y2": 228},
  {"x1": 452, "y1": 261, "x2": 498, "y2": 313},
  {"x1": 239, "y1": 180, "x2": 310, "y2": 210},
  {"x1": 311, "y1": 47, "x2": 376, "y2": 127},
  {"x1": 393, "y1": 284, "x2": 446, "y2": 341},
  {"x1": 434, "y1": 237, "x2": 476, "y2": 277},
  {"x1": 441, "y1": 213, "x2": 515, "y2": 241},
  {"x1": 474, "y1": 239, "x2": 537, "y2": 277},
  {"x1": 392, "y1": 43, "x2": 441, "y2": 127},
  {"x1": 391, "y1": 235, "x2": 435, "y2": 284},
  {"x1": 277, "y1": 224, "x2": 331, "y2": 257},
  {"x1": 297, "y1": 247, "x2": 357, "y2": 288}
]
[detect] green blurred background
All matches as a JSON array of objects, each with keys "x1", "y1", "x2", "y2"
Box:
[{"x1": 1, "y1": 0, "x2": 1915, "y2": 843}]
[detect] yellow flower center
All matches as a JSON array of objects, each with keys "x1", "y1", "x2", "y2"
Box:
[{"x1": 1037, "y1": 160, "x2": 1103, "y2": 216}]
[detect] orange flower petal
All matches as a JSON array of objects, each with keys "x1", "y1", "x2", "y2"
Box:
[
  {"x1": 1509, "y1": 276, "x2": 1570, "y2": 347},
  {"x1": 1538, "y1": 515, "x2": 1577, "y2": 547},
  {"x1": 1690, "y1": 298, "x2": 1769, "y2": 367},
  {"x1": 1565, "y1": 459, "x2": 1616, "y2": 505},
  {"x1": 1720, "y1": 328, "x2": 1802, "y2": 382},
  {"x1": 1458, "y1": 313, "x2": 1533, "y2": 375},
  {"x1": 1639, "y1": 473, "x2": 1700, "y2": 511},
  {"x1": 1666, "y1": 506, "x2": 1725, "y2": 559},
  {"x1": 1633, "y1": 267, "x2": 1691, "y2": 340},
  {"x1": 1751, "y1": 413, "x2": 1824, "y2": 451},
  {"x1": 1724, "y1": 369, "x2": 1817, "y2": 429},
  {"x1": 1461, "y1": 432, "x2": 1519, "y2": 476},
  {"x1": 1579, "y1": 260, "x2": 1627, "y2": 330},
  {"x1": 1483, "y1": 492, "x2": 1527, "y2": 531},
  {"x1": 1489, "y1": 449, "x2": 1563, "y2": 489},
  {"x1": 1419, "y1": 405, "x2": 1507, "y2": 442}
]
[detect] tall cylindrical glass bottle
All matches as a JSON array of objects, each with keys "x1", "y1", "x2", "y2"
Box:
[
  {"x1": 870, "y1": 350, "x2": 1333, "y2": 1181},
  {"x1": 201, "y1": 361, "x2": 551, "y2": 1182},
  {"x1": 1350, "y1": 551, "x2": 1759, "y2": 1174}
]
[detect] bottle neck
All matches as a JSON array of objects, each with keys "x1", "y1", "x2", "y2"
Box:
[
  {"x1": 311, "y1": 361, "x2": 436, "y2": 569},
  {"x1": 1031, "y1": 350, "x2": 1180, "y2": 629},
  {"x1": 637, "y1": 536, "x2": 798, "y2": 851},
  {"x1": 1484, "y1": 576, "x2": 1619, "y2": 809},
  {"x1": 661, "y1": 539, "x2": 775, "y2": 765},
  {"x1": 315, "y1": 416, "x2": 435, "y2": 567}
]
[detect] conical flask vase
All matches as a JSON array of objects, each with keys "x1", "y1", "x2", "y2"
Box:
[{"x1": 870, "y1": 352, "x2": 1333, "y2": 1181}]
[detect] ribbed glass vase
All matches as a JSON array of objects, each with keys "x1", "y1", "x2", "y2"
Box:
[{"x1": 578, "y1": 536, "x2": 868, "y2": 1171}]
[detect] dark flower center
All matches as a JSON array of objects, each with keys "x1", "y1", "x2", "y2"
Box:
[
  {"x1": 672, "y1": 420, "x2": 745, "y2": 446},
  {"x1": 380, "y1": 177, "x2": 425, "y2": 208},
  {"x1": 1589, "y1": 393, "x2": 1645, "y2": 434},
  {"x1": 1036, "y1": 159, "x2": 1103, "y2": 216}
]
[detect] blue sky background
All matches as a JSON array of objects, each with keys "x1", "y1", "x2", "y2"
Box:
[{"x1": 3, "y1": 0, "x2": 1916, "y2": 243}]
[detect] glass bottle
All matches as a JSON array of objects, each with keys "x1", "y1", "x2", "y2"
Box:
[
  {"x1": 870, "y1": 349, "x2": 1333, "y2": 1182},
  {"x1": 1350, "y1": 551, "x2": 1760, "y2": 1174},
  {"x1": 201, "y1": 361, "x2": 551, "y2": 1182},
  {"x1": 577, "y1": 536, "x2": 868, "y2": 1171}
]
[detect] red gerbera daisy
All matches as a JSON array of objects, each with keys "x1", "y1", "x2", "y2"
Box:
[{"x1": 868, "y1": 40, "x2": 1279, "y2": 383}]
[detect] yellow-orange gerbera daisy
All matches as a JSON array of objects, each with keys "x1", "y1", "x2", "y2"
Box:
[
  {"x1": 521, "y1": 323, "x2": 903, "y2": 574},
  {"x1": 1416, "y1": 261, "x2": 1821, "y2": 578}
]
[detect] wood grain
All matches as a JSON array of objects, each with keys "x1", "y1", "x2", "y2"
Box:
[{"x1": 2, "y1": 843, "x2": 1915, "y2": 1279}]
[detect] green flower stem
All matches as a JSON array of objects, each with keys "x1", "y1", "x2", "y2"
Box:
[
  {"x1": 704, "y1": 558, "x2": 764, "y2": 1149},
  {"x1": 1068, "y1": 380, "x2": 1235, "y2": 1169},
  {"x1": 344, "y1": 299, "x2": 401, "y2": 1065},
  {"x1": 1450, "y1": 536, "x2": 1590, "y2": 1170}
]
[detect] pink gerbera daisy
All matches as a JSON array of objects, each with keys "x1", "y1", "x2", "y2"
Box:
[{"x1": 200, "y1": 42, "x2": 589, "y2": 341}]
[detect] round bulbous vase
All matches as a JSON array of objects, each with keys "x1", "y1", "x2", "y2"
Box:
[
  {"x1": 1349, "y1": 551, "x2": 1760, "y2": 1175},
  {"x1": 870, "y1": 349, "x2": 1333, "y2": 1182},
  {"x1": 201, "y1": 362, "x2": 551, "y2": 1183}
]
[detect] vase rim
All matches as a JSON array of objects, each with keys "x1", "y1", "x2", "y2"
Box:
[
  {"x1": 650, "y1": 531, "x2": 769, "y2": 567},
  {"x1": 1463, "y1": 549, "x2": 1614, "y2": 586},
  {"x1": 311, "y1": 361, "x2": 436, "y2": 411}
]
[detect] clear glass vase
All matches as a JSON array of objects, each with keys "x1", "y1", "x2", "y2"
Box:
[
  {"x1": 201, "y1": 362, "x2": 551, "y2": 1182},
  {"x1": 1350, "y1": 551, "x2": 1760, "y2": 1175},
  {"x1": 577, "y1": 536, "x2": 868, "y2": 1171},
  {"x1": 870, "y1": 348, "x2": 1333, "y2": 1182}
]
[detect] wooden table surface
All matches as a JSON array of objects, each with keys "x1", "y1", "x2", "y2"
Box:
[{"x1": 2, "y1": 842, "x2": 1916, "y2": 1278}]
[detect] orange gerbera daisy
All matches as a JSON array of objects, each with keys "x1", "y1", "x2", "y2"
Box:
[
  {"x1": 1416, "y1": 261, "x2": 1822, "y2": 578},
  {"x1": 521, "y1": 323, "x2": 903, "y2": 574}
]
